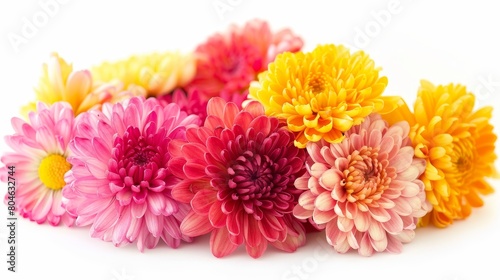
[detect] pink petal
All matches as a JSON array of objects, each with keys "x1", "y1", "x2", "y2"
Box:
[
  {"x1": 298, "y1": 191, "x2": 316, "y2": 210},
  {"x1": 337, "y1": 216, "x2": 354, "y2": 232},
  {"x1": 382, "y1": 210, "x2": 404, "y2": 234},
  {"x1": 31, "y1": 190, "x2": 53, "y2": 221},
  {"x1": 77, "y1": 198, "x2": 112, "y2": 216},
  {"x1": 368, "y1": 221, "x2": 386, "y2": 241},
  {"x1": 391, "y1": 146, "x2": 414, "y2": 172},
  {"x1": 315, "y1": 191, "x2": 335, "y2": 211},
  {"x1": 292, "y1": 204, "x2": 313, "y2": 220},
  {"x1": 353, "y1": 212, "x2": 370, "y2": 232},
  {"x1": 386, "y1": 235, "x2": 403, "y2": 253},
  {"x1": 92, "y1": 202, "x2": 119, "y2": 233},
  {"x1": 112, "y1": 207, "x2": 132, "y2": 245},
  {"x1": 146, "y1": 193, "x2": 166, "y2": 216},
  {"x1": 358, "y1": 233, "x2": 374, "y2": 256},
  {"x1": 392, "y1": 197, "x2": 413, "y2": 216},
  {"x1": 125, "y1": 214, "x2": 142, "y2": 242},
  {"x1": 145, "y1": 210, "x2": 162, "y2": 237},
  {"x1": 162, "y1": 216, "x2": 182, "y2": 239},
  {"x1": 368, "y1": 207, "x2": 391, "y2": 223},
  {"x1": 131, "y1": 202, "x2": 147, "y2": 218},
  {"x1": 312, "y1": 208, "x2": 335, "y2": 224},
  {"x1": 346, "y1": 231, "x2": 360, "y2": 249},
  {"x1": 345, "y1": 202, "x2": 358, "y2": 219},
  {"x1": 319, "y1": 169, "x2": 342, "y2": 191}
]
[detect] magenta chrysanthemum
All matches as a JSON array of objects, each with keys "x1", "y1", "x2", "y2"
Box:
[
  {"x1": 293, "y1": 114, "x2": 430, "y2": 256},
  {"x1": 0, "y1": 102, "x2": 76, "y2": 226},
  {"x1": 63, "y1": 97, "x2": 201, "y2": 251},
  {"x1": 159, "y1": 89, "x2": 209, "y2": 122},
  {"x1": 185, "y1": 19, "x2": 303, "y2": 103},
  {"x1": 169, "y1": 97, "x2": 307, "y2": 258}
]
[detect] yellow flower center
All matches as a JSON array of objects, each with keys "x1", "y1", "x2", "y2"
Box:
[
  {"x1": 449, "y1": 138, "x2": 476, "y2": 184},
  {"x1": 38, "y1": 154, "x2": 71, "y2": 190},
  {"x1": 306, "y1": 72, "x2": 329, "y2": 94}
]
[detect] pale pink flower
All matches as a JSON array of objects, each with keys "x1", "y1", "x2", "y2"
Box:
[
  {"x1": 1, "y1": 102, "x2": 76, "y2": 226},
  {"x1": 169, "y1": 97, "x2": 307, "y2": 258},
  {"x1": 293, "y1": 114, "x2": 430, "y2": 256},
  {"x1": 63, "y1": 97, "x2": 201, "y2": 251}
]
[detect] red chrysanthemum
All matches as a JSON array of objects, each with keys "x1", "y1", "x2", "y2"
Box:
[
  {"x1": 185, "y1": 19, "x2": 303, "y2": 104},
  {"x1": 169, "y1": 97, "x2": 307, "y2": 258}
]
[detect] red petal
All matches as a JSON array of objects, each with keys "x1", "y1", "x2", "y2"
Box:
[
  {"x1": 183, "y1": 162, "x2": 207, "y2": 179},
  {"x1": 180, "y1": 211, "x2": 213, "y2": 237},
  {"x1": 244, "y1": 216, "x2": 262, "y2": 247},
  {"x1": 210, "y1": 228, "x2": 239, "y2": 258},
  {"x1": 191, "y1": 189, "x2": 217, "y2": 214},
  {"x1": 246, "y1": 238, "x2": 268, "y2": 259},
  {"x1": 208, "y1": 201, "x2": 226, "y2": 228}
]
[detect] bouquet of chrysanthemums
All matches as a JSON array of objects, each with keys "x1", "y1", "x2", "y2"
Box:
[{"x1": 1, "y1": 19, "x2": 498, "y2": 258}]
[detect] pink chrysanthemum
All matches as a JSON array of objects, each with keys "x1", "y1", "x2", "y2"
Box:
[
  {"x1": 159, "y1": 89, "x2": 208, "y2": 122},
  {"x1": 169, "y1": 97, "x2": 307, "y2": 258},
  {"x1": 63, "y1": 97, "x2": 201, "y2": 251},
  {"x1": 0, "y1": 102, "x2": 76, "y2": 226},
  {"x1": 159, "y1": 88, "x2": 249, "y2": 123},
  {"x1": 185, "y1": 19, "x2": 303, "y2": 103},
  {"x1": 293, "y1": 114, "x2": 430, "y2": 256}
]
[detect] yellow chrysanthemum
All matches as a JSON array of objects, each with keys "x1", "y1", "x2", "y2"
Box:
[
  {"x1": 249, "y1": 44, "x2": 399, "y2": 148},
  {"x1": 91, "y1": 51, "x2": 196, "y2": 97},
  {"x1": 21, "y1": 53, "x2": 140, "y2": 116},
  {"x1": 385, "y1": 80, "x2": 498, "y2": 228}
]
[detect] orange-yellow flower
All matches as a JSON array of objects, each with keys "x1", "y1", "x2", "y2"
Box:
[
  {"x1": 249, "y1": 44, "x2": 398, "y2": 148},
  {"x1": 385, "y1": 80, "x2": 498, "y2": 227},
  {"x1": 21, "y1": 53, "x2": 139, "y2": 116},
  {"x1": 91, "y1": 51, "x2": 196, "y2": 97}
]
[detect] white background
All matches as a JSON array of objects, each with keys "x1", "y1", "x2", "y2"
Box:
[{"x1": 1, "y1": 1, "x2": 500, "y2": 280}]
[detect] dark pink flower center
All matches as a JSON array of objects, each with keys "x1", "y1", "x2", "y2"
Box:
[
  {"x1": 228, "y1": 152, "x2": 275, "y2": 201},
  {"x1": 107, "y1": 125, "x2": 170, "y2": 204},
  {"x1": 211, "y1": 128, "x2": 305, "y2": 220}
]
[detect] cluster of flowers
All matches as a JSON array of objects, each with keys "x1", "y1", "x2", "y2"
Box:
[{"x1": 1, "y1": 19, "x2": 498, "y2": 258}]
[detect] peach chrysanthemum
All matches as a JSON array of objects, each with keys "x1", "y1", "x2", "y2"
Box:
[
  {"x1": 21, "y1": 53, "x2": 139, "y2": 116},
  {"x1": 293, "y1": 114, "x2": 429, "y2": 256},
  {"x1": 91, "y1": 51, "x2": 196, "y2": 97},
  {"x1": 385, "y1": 80, "x2": 498, "y2": 227},
  {"x1": 249, "y1": 44, "x2": 400, "y2": 149}
]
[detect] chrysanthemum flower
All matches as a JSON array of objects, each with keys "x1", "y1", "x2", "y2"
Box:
[
  {"x1": 169, "y1": 97, "x2": 307, "y2": 258},
  {"x1": 21, "y1": 53, "x2": 139, "y2": 117},
  {"x1": 159, "y1": 88, "x2": 250, "y2": 123},
  {"x1": 249, "y1": 44, "x2": 401, "y2": 149},
  {"x1": 91, "y1": 51, "x2": 196, "y2": 97},
  {"x1": 293, "y1": 114, "x2": 429, "y2": 256},
  {"x1": 63, "y1": 97, "x2": 201, "y2": 251},
  {"x1": 158, "y1": 89, "x2": 208, "y2": 122},
  {"x1": 185, "y1": 19, "x2": 303, "y2": 103},
  {"x1": 0, "y1": 102, "x2": 76, "y2": 226},
  {"x1": 384, "y1": 80, "x2": 498, "y2": 227}
]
